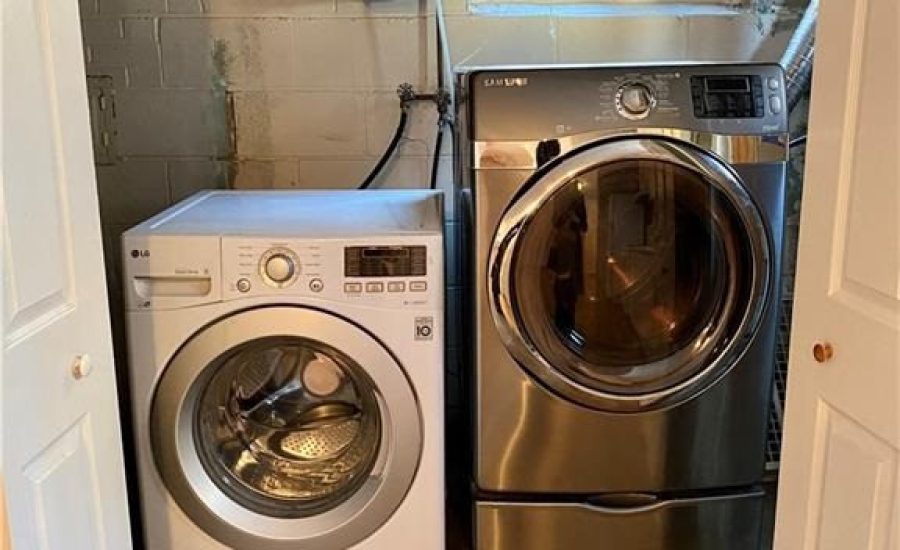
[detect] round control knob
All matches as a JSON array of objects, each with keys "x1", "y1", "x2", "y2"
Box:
[
  {"x1": 259, "y1": 247, "x2": 300, "y2": 287},
  {"x1": 264, "y1": 254, "x2": 295, "y2": 283},
  {"x1": 616, "y1": 83, "x2": 656, "y2": 119}
]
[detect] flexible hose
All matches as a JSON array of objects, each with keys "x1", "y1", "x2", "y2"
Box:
[
  {"x1": 789, "y1": 135, "x2": 807, "y2": 149},
  {"x1": 430, "y1": 118, "x2": 455, "y2": 190},
  {"x1": 430, "y1": 121, "x2": 444, "y2": 190},
  {"x1": 781, "y1": 0, "x2": 818, "y2": 112},
  {"x1": 358, "y1": 108, "x2": 408, "y2": 190}
]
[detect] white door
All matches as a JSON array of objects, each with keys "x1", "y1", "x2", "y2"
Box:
[
  {"x1": 1, "y1": 0, "x2": 132, "y2": 547},
  {"x1": 773, "y1": 0, "x2": 899, "y2": 548}
]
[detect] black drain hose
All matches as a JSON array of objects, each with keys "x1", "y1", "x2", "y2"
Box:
[
  {"x1": 358, "y1": 108, "x2": 409, "y2": 190},
  {"x1": 430, "y1": 118, "x2": 454, "y2": 190},
  {"x1": 429, "y1": 121, "x2": 444, "y2": 190}
]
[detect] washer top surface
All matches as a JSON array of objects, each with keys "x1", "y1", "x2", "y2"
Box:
[{"x1": 125, "y1": 190, "x2": 443, "y2": 238}]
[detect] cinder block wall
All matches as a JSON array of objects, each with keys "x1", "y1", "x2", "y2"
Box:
[{"x1": 79, "y1": 0, "x2": 453, "y2": 228}]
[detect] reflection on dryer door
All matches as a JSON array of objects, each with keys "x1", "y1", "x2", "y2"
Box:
[{"x1": 491, "y1": 138, "x2": 771, "y2": 412}]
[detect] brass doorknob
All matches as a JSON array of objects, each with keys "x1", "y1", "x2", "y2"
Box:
[{"x1": 812, "y1": 342, "x2": 834, "y2": 363}]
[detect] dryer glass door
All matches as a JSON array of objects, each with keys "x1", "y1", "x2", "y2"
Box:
[
  {"x1": 490, "y1": 137, "x2": 771, "y2": 412},
  {"x1": 151, "y1": 306, "x2": 422, "y2": 550}
]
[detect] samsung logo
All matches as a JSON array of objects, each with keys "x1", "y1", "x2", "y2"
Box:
[{"x1": 483, "y1": 77, "x2": 529, "y2": 88}]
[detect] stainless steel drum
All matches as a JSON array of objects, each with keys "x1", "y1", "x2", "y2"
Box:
[{"x1": 194, "y1": 337, "x2": 382, "y2": 518}]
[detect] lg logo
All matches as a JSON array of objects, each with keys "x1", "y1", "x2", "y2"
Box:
[
  {"x1": 415, "y1": 317, "x2": 434, "y2": 341},
  {"x1": 130, "y1": 249, "x2": 150, "y2": 258}
]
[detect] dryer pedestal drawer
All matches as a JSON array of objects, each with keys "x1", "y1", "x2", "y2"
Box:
[{"x1": 476, "y1": 489, "x2": 764, "y2": 550}]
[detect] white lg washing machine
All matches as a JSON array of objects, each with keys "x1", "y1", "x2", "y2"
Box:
[{"x1": 122, "y1": 190, "x2": 444, "y2": 550}]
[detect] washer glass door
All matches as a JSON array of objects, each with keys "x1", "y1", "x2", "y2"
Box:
[
  {"x1": 490, "y1": 137, "x2": 771, "y2": 412},
  {"x1": 151, "y1": 306, "x2": 421, "y2": 550},
  {"x1": 194, "y1": 335, "x2": 382, "y2": 518}
]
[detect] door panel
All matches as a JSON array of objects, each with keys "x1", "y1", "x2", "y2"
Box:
[
  {"x1": 837, "y1": 0, "x2": 898, "y2": 305},
  {"x1": 805, "y1": 403, "x2": 897, "y2": 550},
  {"x1": 774, "y1": 0, "x2": 899, "y2": 547},
  {"x1": 3, "y1": 0, "x2": 74, "y2": 339},
  {"x1": 2, "y1": 0, "x2": 132, "y2": 546},
  {"x1": 22, "y1": 418, "x2": 104, "y2": 550}
]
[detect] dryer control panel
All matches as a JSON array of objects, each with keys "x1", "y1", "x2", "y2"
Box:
[{"x1": 468, "y1": 63, "x2": 788, "y2": 140}]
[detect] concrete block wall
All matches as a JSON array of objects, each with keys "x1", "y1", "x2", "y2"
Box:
[
  {"x1": 441, "y1": 4, "x2": 805, "y2": 68},
  {"x1": 80, "y1": 0, "x2": 451, "y2": 228}
]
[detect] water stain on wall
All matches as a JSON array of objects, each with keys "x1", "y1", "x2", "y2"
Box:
[{"x1": 209, "y1": 35, "x2": 277, "y2": 187}]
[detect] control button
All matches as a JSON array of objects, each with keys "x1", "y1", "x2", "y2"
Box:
[
  {"x1": 387, "y1": 281, "x2": 406, "y2": 293},
  {"x1": 344, "y1": 282, "x2": 362, "y2": 293},
  {"x1": 366, "y1": 282, "x2": 384, "y2": 293},
  {"x1": 309, "y1": 278, "x2": 324, "y2": 293},
  {"x1": 236, "y1": 278, "x2": 251, "y2": 293},
  {"x1": 409, "y1": 281, "x2": 427, "y2": 292},
  {"x1": 767, "y1": 77, "x2": 780, "y2": 91},
  {"x1": 769, "y1": 95, "x2": 783, "y2": 114}
]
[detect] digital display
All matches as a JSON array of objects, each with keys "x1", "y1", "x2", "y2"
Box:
[
  {"x1": 345, "y1": 246, "x2": 427, "y2": 278},
  {"x1": 704, "y1": 77, "x2": 750, "y2": 92},
  {"x1": 691, "y1": 75, "x2": 764, "y2": 119}
]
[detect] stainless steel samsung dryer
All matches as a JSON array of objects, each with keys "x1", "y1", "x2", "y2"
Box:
[{"x1": 459, "y1": 64, "x2": 787, "y2": 549}]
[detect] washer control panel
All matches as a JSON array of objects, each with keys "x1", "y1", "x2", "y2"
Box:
[{"x1": 222, "y1": 237, "x2": 441, "y2": 307}]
